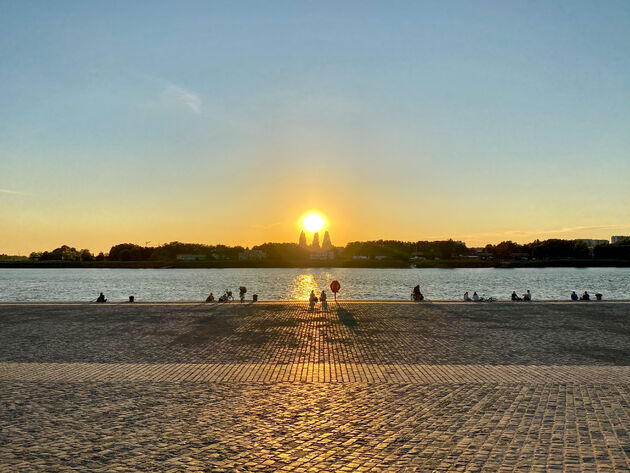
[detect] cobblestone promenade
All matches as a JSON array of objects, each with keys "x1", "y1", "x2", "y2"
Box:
[{"x1": 1, "y1": 302, "x2": 629, "y2": 472}]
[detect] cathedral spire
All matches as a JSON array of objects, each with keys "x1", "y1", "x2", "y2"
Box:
[
  {"x1": 322, "y1": 231, "x2": 332, "y2": 250},
  {"x1": 311, "y1": 232, "x2": 320, "y2": 250}
]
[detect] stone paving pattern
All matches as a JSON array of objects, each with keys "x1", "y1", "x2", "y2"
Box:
[{"x1": 1, "y1": 302, "x2": 629, "y2": 472}]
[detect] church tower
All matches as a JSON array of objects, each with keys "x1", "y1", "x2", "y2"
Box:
[
  {"x1": 322, "y1": 231, "x2": 332, "y2": 250},
  {"x1": 311, "y1": 232, "x2": 320, "y2": 250},
  {"x1": 299, "y1": 230, "x2": 307, "y2": 248}
]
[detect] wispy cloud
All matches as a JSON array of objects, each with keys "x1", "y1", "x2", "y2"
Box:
[
  {"x1": 163, "y1": 84, "x2": 202, "y2": 114},
  {"x1": 0, "y1": 188, "x2": 34, "y2": 196}
]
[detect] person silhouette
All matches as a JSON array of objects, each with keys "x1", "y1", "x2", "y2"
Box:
[
  {"x1": 320, "y1": 290, "x2": 328, "y2": 310},
  {"x1": 96, "y1": 292, "x2": 107, "y2": 303}
]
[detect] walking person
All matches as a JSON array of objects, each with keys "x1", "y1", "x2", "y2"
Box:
[
  {"x1": 320, "y1": 290, "x2": 328, "y2": 310},
  {"x1": 309, "y1": 290, "x2": 317, "y2": 311}
]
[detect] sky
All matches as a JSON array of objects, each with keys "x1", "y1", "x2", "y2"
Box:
[{"x1": 1, "y1": 0, "x2": 629, "y2": 254}]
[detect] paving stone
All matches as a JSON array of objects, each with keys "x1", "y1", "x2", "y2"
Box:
[{"x1": 0, "y1": 302, "x2": 629, "y2": 472}]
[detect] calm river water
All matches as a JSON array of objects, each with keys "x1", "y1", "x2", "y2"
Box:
[{"x1": 0, "y1": 267, "x2": 629, "y2": 302}]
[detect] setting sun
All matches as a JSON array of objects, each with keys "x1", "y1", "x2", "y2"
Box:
[{"x1": 302, "y1": 213, "x2": 325, "y2": 233}]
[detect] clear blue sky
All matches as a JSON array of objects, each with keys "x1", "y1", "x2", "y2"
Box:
[{"x1": 1, "y1": 1, "x2": 629, "y2": 253}]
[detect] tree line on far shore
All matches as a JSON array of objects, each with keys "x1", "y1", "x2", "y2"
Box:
[{"x1": 20, "y1": 237, "x2": 630, "y2": 263}]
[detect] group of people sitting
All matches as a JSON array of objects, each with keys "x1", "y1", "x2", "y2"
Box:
[
  {"x1": 206, "y1": 287, "x2": 258, "y2": 303},
  {"x1": 511, "y1": 290, "x2": 532, "y2": 301},
  {"x1": 571, "y1": 291, "x2": 602, "y2": 301},
  {"x1": 309, "y1": 290, "x2": 328, "y2": 310},
  {"x1": 463, "y1": 291, "x2": 498, "y2": 302}
]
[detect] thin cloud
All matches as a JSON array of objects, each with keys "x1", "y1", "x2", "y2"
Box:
[
  {"x1": 0, "y1": 188, "x2": 34, "y2": 196},
  {"x1": 163, "y1": 84, "x2": 202, "y2": 114}
]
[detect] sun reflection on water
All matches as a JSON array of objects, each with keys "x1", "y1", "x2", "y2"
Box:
[{"x1": 290, "y1": 274, "x2": 320, "y2": 300}]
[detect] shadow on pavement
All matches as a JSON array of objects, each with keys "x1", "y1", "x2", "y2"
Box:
[{"x1": 337, "y1": 306, "x2": 357, "y2": 329}]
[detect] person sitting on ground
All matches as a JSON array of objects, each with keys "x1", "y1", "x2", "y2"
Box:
[
  {"x1": 463, "y1": 291, "x2": 472, "y2": 302},
  {"x1": 320, "y1": 290, "x2": 328, "y2": 310},
  {"x1": 511, "y1": 291, "x2": 522, "y2": 301},
  {"x1": 571, "y1": 291, "x2": 578, "y2": 301},
  {"x1": 206, "y1": 293, "x2": 215, "y2": 303},
  {"x1": 580, "y1": 291, "x2": 590, "y2": 301},
  {"x1": 473, "y1": 291, "x2": 481, "y2": 302},
  {"x1": 413, "y1": 285, "x2": 422, "y2": 302},
  {"x1": 523, "y1": 290, "x2": 532, "y2": 301},
  {"x1": 96, "y1": 292, "x2": 107, "y2": 303},
  {"x1": 309, "y1": 290, "x2": 318, "y2": 310}
]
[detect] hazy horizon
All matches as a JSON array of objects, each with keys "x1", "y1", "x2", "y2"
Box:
[{"x1": 2, "y1": 1, "x2": 629, "y2": 254}]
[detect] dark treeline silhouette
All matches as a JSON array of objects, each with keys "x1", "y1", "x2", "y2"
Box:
[
  {"x1": 344, "y1": 240, "x2": 467, "y2": 260},
  {"x1": 23, "y1": 237, "x2": 630, "y2": 264},
  {"x1": 29, "y1": 245, "x2": 104, "y2": 262},
  {"x1": 484, "y1": 239, "x2": 590, "y2": 260}
]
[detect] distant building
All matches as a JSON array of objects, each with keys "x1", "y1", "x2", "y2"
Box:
[
  {"x1": 468, "y1": 248, "x2": 492, "y2": 260},
  {"x1": 352, "y1": 255, "x2": 368, "y2": 260},
  {"x1": 238, "y1": 250, "x2": 267, "y2": 261},
  {"x1": 577, "y1": 239, "x2": 608, "y2": 249},
  {"x1": 176, "y1": 254, "x2": 205, "y2": 261},
  {"x1": 612, "y1": 236, "x2": 630, "y2": 244},
  {"x1": 310, "y1": 251, "x2": 334, "y2": 260}
]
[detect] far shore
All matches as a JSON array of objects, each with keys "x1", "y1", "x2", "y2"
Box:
[{"x1": 2, "y1": 259, "x2": 630, "y2": 269}]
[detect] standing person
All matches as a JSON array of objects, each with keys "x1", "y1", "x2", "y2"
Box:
[
  {"x1": 309, "y1": 290, "x2": 317, "y2": 310},
  {"x1": 320, "y1": 290, "x2": 328, "y2": 310},
  {"x1": 239, "y1": 286, "x2": 247, "y2": 303},
  {"x1": 96, "y1": 292, "x2": 107, "y2": 303}
]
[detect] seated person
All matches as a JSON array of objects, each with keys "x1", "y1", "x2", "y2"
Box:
[
  {"x1": 463, "y1": 291, "x2": 472, "y2": 302},
  {"x1": 522, "y1": 290, "x2": 531, "y2": 301},
  {"x1": 472, "y1": 291, "x2": 480, "y2": 302},
  {"x1": 580, "y1": 291, "x2": 590, "y2": 301},
  {"x1": 413, "y1": 285, "x2": 422, "y2": 302},
  {"x1": 96, "y1": 292, "x2": 107, "y2": 303},
  {"x1": 571, "y1": 291, "x2": 578, "y2": 301},
  {"x1": 206, "y1": 293, "x2": 215, "y2": 302},
  {"x1": 511, "y1": 291, "x2": 521, "y2": 301}
]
